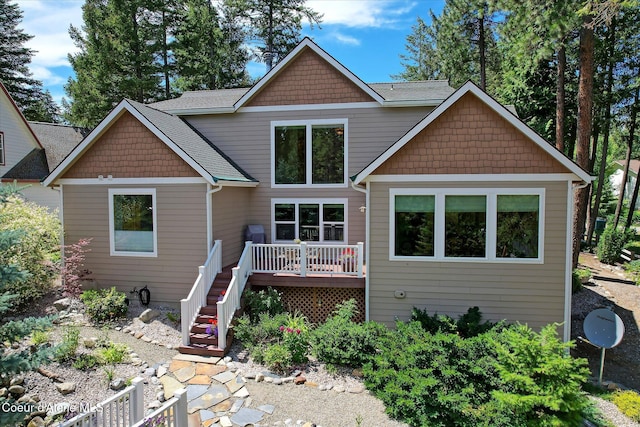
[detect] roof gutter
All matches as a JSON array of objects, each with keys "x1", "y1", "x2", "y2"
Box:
[
  {"x1": 163, "y1": 107, "x2": 236, "y2": 116},
  {"x1": 382, "y1": 99, "x2": 448, "y2": 108}
]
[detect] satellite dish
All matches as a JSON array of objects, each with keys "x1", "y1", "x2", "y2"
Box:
[
  {"x1": 583, "y1": 308, "x2": 625, "y2": 385},
  {"x1": 584, "y1": 308, "x2": 624, "y2": 349}
]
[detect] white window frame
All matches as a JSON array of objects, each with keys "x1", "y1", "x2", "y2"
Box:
[
  {"x1": 108, "y1": 188, "x2": 158, "y2": 257},
  {"x1": 0, "y1": 132, "x2": 5, "y2": 165},
  {"x1": 271, "y1": 198, "x2": 348, "y2": 243},
  {"x1": 271, "y1": 119, "x2": 348, "y2": 188},
  {"x1": 389, "y1": 188, "x2": 545, "y2": 263}
]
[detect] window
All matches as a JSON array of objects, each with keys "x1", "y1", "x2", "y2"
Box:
[
  {"x1": 272, "y1": 120, "x2": 347, "y2": 187},
  {"x1": 109, "y1": 189, "x2": 157, "y2": 257},
  {"x1": 390, "y1": 189, "x2": 544, "y2": 262},
  {"x1": 273, "y1": 199, "x2": 347, "y2": 242},
  {"x1": 0, "y1": 132, "x2": 4, "y2": 165}
]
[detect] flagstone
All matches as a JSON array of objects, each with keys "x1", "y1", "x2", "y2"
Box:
[
  {"x1": 188, "y1": 375, "x2": 211, "y2": 385},
  {"x1": 200, "y1": 410, "x2": 215, "y2": 421},
  {"x1": 230, "y1": 408, "x2": 264, "y2": 426},
  {"x1": 185, "y1": 384, "x2": 209, "y2": 402},
  {"x1": 257, "y1": 404, "x2": 275, "y2": 415},
  {"x1": 233, "y1": 386, "x2": 249, "y2": 398},
  {"x1": 195, "y1": 363, "x2": 227, "y2": 376},
  {"x1": 188, "y1": 385, "x2": 230, "y2": 413},
  {"x1": 212, "y1": 371, "x2": 235, "y2": 384},
  {"x1": 159, "y1": 375, "x2": 183, "y2": 400},
  {"x1": 187, "y1": 411, "x2": 201, "y2": 427},
  {"x1": 174, "y1": 365, "x2": 196, "y2": 382},
  {"x1": 210, "y1": 399, "x2": 233, "y2": 412},
  {"x1": 226, "y1": 376, "x2": 245, "y2": 394},
  {"x1": 229, "y1": 399, "x2": 244, "y2": 413},
  {"x1": 173, "y1": 354, "x2": 221, "y2": 364},
  {"x1": 169, "y1": 359, "x2": 193, "y2": 372}
]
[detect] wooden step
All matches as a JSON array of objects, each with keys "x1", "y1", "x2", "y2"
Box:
[
  {"x1": 189, "y1": 333, "x2": 219, "y2": 346},
  {"x1": 195, "y1": 313, "x2": 217, "y2": 324},
  {"x1": 178, "y1": 343, "x2": 225, "y2": 358},
  {"x1": 199, "y1": 305, "x2": 218, "y2": 316}
]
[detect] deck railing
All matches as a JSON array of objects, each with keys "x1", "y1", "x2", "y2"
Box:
[
  {"x1": 251, "y1": 242, "x2": 364, "y2": 278},
  {"x1": 217, "y1": 241, "x2": 252, "y2": 349},
  {"x1": 131, "y1": 388, "x2": 188, "y2": 427},
  {"x1": 180, "y1": 240, "x2": 222, "y2": 346},
  {"x1": 61, "y1": 377, "x2": 144, "y2": 427}
]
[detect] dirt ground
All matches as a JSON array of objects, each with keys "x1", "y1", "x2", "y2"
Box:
[{"x1": 572, "y1": 252, "x2": 640, "y2": 391}]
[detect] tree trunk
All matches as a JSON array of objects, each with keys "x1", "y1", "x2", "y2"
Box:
[
  {"x1": 478, "y1": 11, "x2": 486, "y2": 90},
  {"x1": 555, "y1": 44, "x2": 566, "y2": 152},
  {"x1": 625, "y1": 82, "x2": 640, "y2": 229},
  {"x1": 162, "y1": 10, "x2": 170, "y2": 99},
  {"x1": 572, "y1": 16, "x2": 595, "y2": 269},
  {"x1": 587, "y1": 18, "x2": 616, "y2": 242}
]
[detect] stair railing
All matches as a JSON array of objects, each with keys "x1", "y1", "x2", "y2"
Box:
[
  {"x1": 217, "y1": 241, "x2": 252, "y2": 349},
  {"x1": 180, "y1": 240, "x2": 222, "y2": 346}
]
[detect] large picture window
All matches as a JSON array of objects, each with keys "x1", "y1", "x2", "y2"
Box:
[
  {"x1": 273, "y1": 199, "x2": 347, "y2": 243},
  {"x1": 109, "y1": 189, "x2": 157, "y2": 257},
  {"x1": 272, "y1": 120, "x2": 346, "y2": 187},
  {"x1": 390, "y1": 189, "x2": 544, "y2": 262}
]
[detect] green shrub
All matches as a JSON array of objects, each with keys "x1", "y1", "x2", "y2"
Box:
[
  {"x1": 624, "y1": 260, "x2": 640, "y2": 285},
  {"x1": 72, "y1": 353, "x2": 101, "y2": 370},
  {"x1": 597, "y1": 226, "x2": 633, "y2": 264},
  {"x1": 263, "y1": 343, "x2": 291, "y2": 373},
  {"x1": 311, "y1": 299, "x2": 387, "y2": 367},
  {"x1": 363, "y1": 318, "x2": 591, "y2": 427},
  {"x1": 55, "y1": 326, "x2": 80, "y2": 362},
  {"x1": 279, "y1": 312, "x2": 310, "y2": 364},
  {"x1": 81, "y1": 287, "x2": 128, "y2": 322},
  {"x1": 612, "y1": 390, "x2": 640, "y2": 421},
  {"x1": 244, "y1": 286, "x2": 284, "y2": 322},
  {"x1": 31, "y1": 329, "x2": 51, "y2": 346},
  {"x1": 411, "y1": 305, "x2": 497, "y2": 338},
  {"x1": 0, "y1": 194, "x2": 61, "y2": 308},
  {"x1": 572, "y1": 268, "x2": 592, "y2": 293},
  {"x1": 97, "y1": 342, "x2": 128, "y2": 364},
  {"x1": 234, "y1": 312, "x2": 289, "y2": 348}
]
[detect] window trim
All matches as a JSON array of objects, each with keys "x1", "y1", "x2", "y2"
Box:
[
  {"x1": 389, "y1": 188, "x2": 545, "y2": 264},
  {"x1": 271, "y1": 119, "x2": 348, "y2": 188},
  {"x1": 108, "y1": 188, "x2": 158, "y2": 257},
  {"x1": 0, "y1": 132, "x2": 5, "y2": 166},
  {"x1": 271, "y1": 198, "x2": 348, "y2": 243}
]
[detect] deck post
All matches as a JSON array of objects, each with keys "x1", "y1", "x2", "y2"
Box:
[
  {"x1": 357, "y1": 242, "x2": 364, "y2": 278},
  {"x1": 173, "y1": 388, "x2": 188, "y2": 426},
  {"x1": 300, "y1": 242, "x2": 307, "y2": 277},
  {"x1": 215, "y1": 239, "x2": 223, "y2": 273},
  {"x1": 131, "y1": 377, "x2": 144, "y2": 424}
]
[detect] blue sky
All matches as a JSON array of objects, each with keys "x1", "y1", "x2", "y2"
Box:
[{"x1": 16, "y1": 0, "x2": 445, "y2": 105}]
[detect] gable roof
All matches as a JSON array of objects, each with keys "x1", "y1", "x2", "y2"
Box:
[
  {"x1": 2, "y1": 148, "x2": 49, "y2": 181},
  {"x1": 353, "y1": 81, "x2": 592, "y2": 184},
  {"x1": 614, "y1": 160, "x2": 640, "y2": 176},
  {"x1": 29, "y1": 122, "x2": 88, "y2": 172},
  {"x1": 0, "y1": 81, "x2": 43, "y2": 150},
  {"x1": 150, "y1": 38, "x2": 453, "y2": 115},
  {"x1": 43, "y1": 100, "x2": 257, "y2": 187}
]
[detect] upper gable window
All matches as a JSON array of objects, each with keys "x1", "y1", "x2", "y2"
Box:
[
  {"x1": 272, "y1": 119, "x2": 347, "y2": 187},
  {"x1": 108, "y1": 188, "x2": 157, "y2": 257},
  {"x1": 0, "y1": 132, "x2": 5, "y2": 165}
]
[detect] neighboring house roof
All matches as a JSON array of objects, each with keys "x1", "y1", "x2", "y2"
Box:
[
  {"x1": 353, "y1": 81, "x2": 592, "y2": 185},
  {"x1": 44, "y1": 100, "x2": 257, "y2": 187},
  {"x1": 2, "y1": 148, "x2": 49, "y2": 181},
  {"x1": 29, "y1": 122, "x2": 88, "y2": 171},
  {"x1": 151, "y1": 38, "x2": 454, "y2": 115},
  {"x1": 0, "y1": 81, "x2": 43, "y2": 150},
  {"x1": 614, "y1": 160, "x2": 640, "y2": 177}
]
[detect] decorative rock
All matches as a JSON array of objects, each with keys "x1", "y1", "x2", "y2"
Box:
[
  {"x1": 27, "y1": 416, "x2": 45, "y2": 427},
  {"x1": 47, "y1": 402, "x2": 70, "y2": 418},
  {"x1": 131, "y1": 358, "x2": 144, "y2": 366},
  {"x1": 333, "y1": 385, "x2": 345, "y2": 393},
  {"x1": 83, "y1": 337, "x2": 97, "y2": 348},
  {"x1": 352, "y1": 368, "x2": 364, "y2": 378},
  {"x1": 148, "y1": 400, "x2": 162, "y2": 409},
  {"x1": 10, "y1": 375, "x2": 24, "y2": 386},
  {"x1": 294, "y1": 376, "x2": 306, "y2": 385},
  {"x1": 123, "y1": 327, "x2": 132, "y2": 334},
  {"x1": 134, "y1": 331, "x2": 144, "y2": 339},
  {"x1": 139, "y1": 309, "x2": 160, "y2": 323},
  {"x1": 141, "y1": 335, "x2": 152, "y2": 343},
  {"x1": 9, "y1": 385, "x2": 26, "y2": 395},
  {"x1": 110, "y1": 378, "x2": 126, "y2": 391},
  {"x1": 53, "y1": 298, "x2": 71, "y2": 311},
  {"x1": 272, "y1": 378, "x2": 283, "y2": 385},
  {"x1": 144, "y1": 367, "x2": 156, "y2": 377},
  {"x1": 156, "y1": 365, "x2": 168, "y2": 378},
  {"x1": 264, "y1": 377, "x2": 273, "y2": 383},
  {"x1": 0, "y1": 388, "x2": 7, "y2": 398},
  {"x1": 223, "y1": 356, "x2": 232, "y2": 363},
  {"x1": 156, "y1": 391, "x2": 166, "y2": 402},
  {"x1": 244, "y1": 372, "x2": 256, "y2": 380},
  {"x1": 55, "y1": 383, "x2": 76, "y2": 395},
  {"x1": 255, "y1": 373, "x2": 265, "y2": 382},
  {"x1": 347, "y1": 385, "x2": 365, "y2": 394},
  {"x1": 304, "y1": 381, "x2": 318, "y2": 388},
  {"x1": 114, "y1": 326, "x2": 122, "y2": 331}
]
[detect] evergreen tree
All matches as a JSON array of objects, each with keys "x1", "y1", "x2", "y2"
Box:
[
  {"x1": 237, "y1": 0, "x2": 322, "y2": 72},
  {"x1": 0, "y1": 0, "x2": 60, "y2": 122},
  {"x1": 0, "y1": 185, "x2": 57, "y2": 426},
  {"x1": 393, "y1": 16, "x2": 443, "y2": 81}
]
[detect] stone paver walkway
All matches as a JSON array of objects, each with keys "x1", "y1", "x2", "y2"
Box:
[{"x1": 157, "y1": 354, "x2": 270, "y2": 427}]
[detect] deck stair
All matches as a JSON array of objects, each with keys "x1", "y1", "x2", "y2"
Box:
[{"x1": 178, "y1": 268, "x2": 235, "y2": 357}]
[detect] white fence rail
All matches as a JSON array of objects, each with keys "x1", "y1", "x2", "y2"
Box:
[
  {"x1": 131, "y1": 389, "x2": 187, "y2": 427},
  {"x1": 180, "y1": 240, "x2": 222, "y2": 346},
  {"x1": 60, "y1": 378, "x2": 144, "y2": 427},
  {"x1": 217, "y1": 241, "x2": 252, "y2": 349},
  {"x1": 251, "y1": 242, "x2": 363, "y2": 278}
]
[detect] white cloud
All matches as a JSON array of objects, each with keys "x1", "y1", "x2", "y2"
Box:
[
  {"x1": 307, "y1": 0, "x2": 418, "y2": 28},
  {"x1": 333, "y1": 32, "x2": 361, "y2": 46},
  {"x1": 15, "y1": 1, "x2": 83, "y2": 86}
]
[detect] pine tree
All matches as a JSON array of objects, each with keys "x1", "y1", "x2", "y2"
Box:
[
  {"x1": 0, "y1": 185, "x2": 57, "y2": 426},
  {"x1": 237, "y1": 0, "x2": 322, "y2": 72},
  {"x1": 393, "y1": 16, "x2": 443, "y2": 81},
  {"x1": 0, "y1": 0, "x2": 60, "y2": 122}
]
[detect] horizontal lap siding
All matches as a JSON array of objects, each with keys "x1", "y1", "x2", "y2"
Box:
[
  {"x1": 212, "y1": 187, "x2": 252, "y2": 267},
  {"x1": 187, "y1": 107, "x2": 432, "y2": 244},
  {"x1": 63, "y1": 184, "x2": 207, "y2": 303},
  {"x1": 368, "y1": 181, "x2": 568, "y2": 329}
]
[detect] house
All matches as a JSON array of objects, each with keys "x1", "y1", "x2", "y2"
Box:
[
  {"x1": 43, "y1": 38, "x2": 590, "y2": 355},
  {"x1": 0, "y1": 81, "x2": 85, "y2": 211},
  {"x1": 610, "y1": 159, "x2": 640, "y2": 209}
]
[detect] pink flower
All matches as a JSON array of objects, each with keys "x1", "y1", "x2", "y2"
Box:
[
  {"x1": 296, "y1": 329, "x2": 301, "y2": 335},
  {"x1": 279, "y1": 325, "x2": 285, "y2": 332},
  {"x1": 287, "y1": 327, "x2": 293, "y2": 333}
]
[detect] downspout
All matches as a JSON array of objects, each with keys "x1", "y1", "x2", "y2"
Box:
[
  {"x1": 207, "y1": 183, "x2": 223, "y2": 252},
  {"x1": 565, "y1": 180, "x2": 590, "y2": 342},
  {"x1": 351, "y1": 180, "x2": 370, "y2": 320}
]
